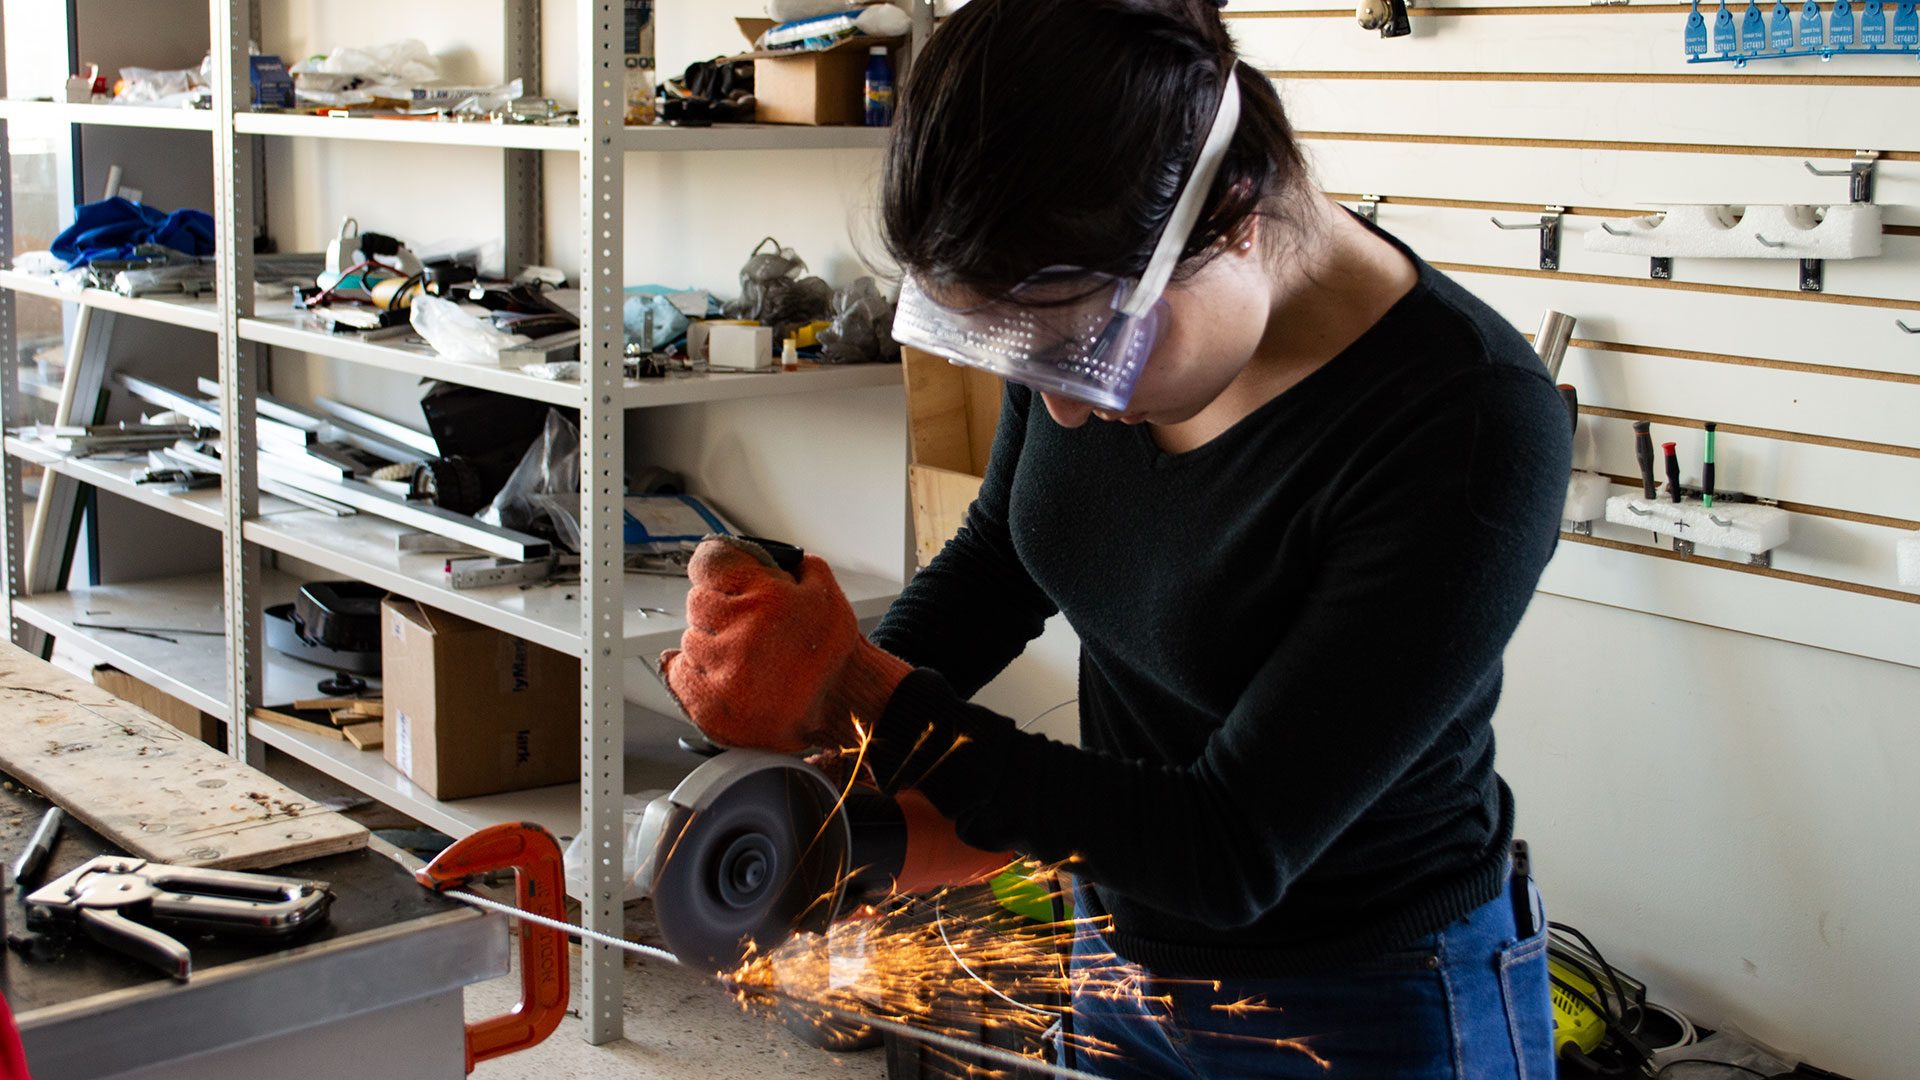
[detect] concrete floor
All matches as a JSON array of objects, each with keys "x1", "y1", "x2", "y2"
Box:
[{"x1": 464, "y1": 934, "x2": 888, "y2": 1079}]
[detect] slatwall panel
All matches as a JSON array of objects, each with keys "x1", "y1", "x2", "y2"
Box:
[{"x1": 1228, "y1": 4, "x2": 1920, "y2": 668}]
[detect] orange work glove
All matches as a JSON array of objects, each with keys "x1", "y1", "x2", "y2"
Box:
[
  {"x1": 660, "y1": 536, "x2": 912, "y2": 752},
  {"x1": 893, "y1": 789, "x2": 1015, "y2": 896}
]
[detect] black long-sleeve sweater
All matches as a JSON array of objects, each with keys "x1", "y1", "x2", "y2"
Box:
[{"x1": 867, "y1": 230, "x2": 1572, "y2": 978}]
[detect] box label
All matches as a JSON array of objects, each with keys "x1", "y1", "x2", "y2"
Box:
[
  {"x1": 509, "y1": 639, "x2": 531, "y2": 693},
  {"x1": 395, "y1": 710, "x2": 413, "y2": 776}
]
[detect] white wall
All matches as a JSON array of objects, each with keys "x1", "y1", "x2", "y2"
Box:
[{"x1": 1498, "y1": 594, "x2": 1919, "y2": 1078}]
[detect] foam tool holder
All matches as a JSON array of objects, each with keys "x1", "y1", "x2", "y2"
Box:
[
  {"x1": 1605, "y1": 494, "x2": 1790, "y2": 564},
  {"x1": 1585, "y1": 204, "x2": 1883, "y2": 261},
  {"x1": 1563, "y1": 472, "x2": 1612, "y2": 535},
  {"x1": 1684, "y1": 0, "x2": 1920, "y2": 63}
]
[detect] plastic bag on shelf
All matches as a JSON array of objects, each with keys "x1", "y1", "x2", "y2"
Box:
[
  {"x1": 113, "y1": 66, "x2": 208, "y2": 107},
  {"x1": 409, "y1": 294, "x2": 529, "y2": 365},
  {"x1": 290, "y1": 39, "x2": 441, "y2": 104},
  {"x1": 815, "y1": 276, "x2": 899, "y2": 364},
  {"x1": 722, "y1": 237, "x2": 833, "y2": 343},
  {"x1": 476, "y1": 409, "x2": 582, "y2": 552},
  {"x1": 623, "y1": 288, "x2": 695, "y2": 350}
]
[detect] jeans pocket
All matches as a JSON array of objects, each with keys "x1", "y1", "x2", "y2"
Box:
[{"x1": 1495, "y1": 933, "x2": 1555, "y2": 1080}]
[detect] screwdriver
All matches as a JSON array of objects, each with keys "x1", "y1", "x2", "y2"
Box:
[
  {"x1": 1634, "y1": 421, "x2": 1657, "y2": 500},
  {"x1": 1663, "y1": 442, "x2": 1682, "y2": 503},
  {"x1": 1702, "y1": 423, "x2": 1717, "y2": 508},
  {"x1": 12, "y1": 806, "x2": 63, "y2": 890}
]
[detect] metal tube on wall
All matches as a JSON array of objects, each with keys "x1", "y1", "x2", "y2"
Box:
[{"x1": 1534, "y1": 310, "x2": 1577, "y2": 381}]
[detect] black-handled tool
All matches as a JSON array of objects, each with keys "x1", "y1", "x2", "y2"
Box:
[
  {"x1": 1634, "y1": 421, "x2": 1657, "y2": 500},
  {"x1": 1558, "y1": 384, "x2": 1579, "y2": 438},
  {"x1": 1663, "y1": 442, "x2": 1682, "y2": 503},
  {"x1": 12, "y1": 806, "x2": 63, "y2": 890},
  {"x1": 735, "y1": 536, "x2": 805, "y2": 577}
]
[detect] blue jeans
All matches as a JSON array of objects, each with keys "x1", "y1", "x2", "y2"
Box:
[{"x1": 1062, "y1": 878, "x2": 1554, "y2": 1080}]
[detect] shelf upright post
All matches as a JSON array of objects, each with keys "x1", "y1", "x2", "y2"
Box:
[
  {"x1": 212, "y1": 0, "x2": 264, "y2": 766},
  {"x1": 504, "y1": 0, "x2": 543, "y2": 278},
  {"x1": 0, "y1": 5, "x2": 21, "y2": 651},
  {"x1": 579, "y1": 0, "x2": 629, "y2": 1046}
]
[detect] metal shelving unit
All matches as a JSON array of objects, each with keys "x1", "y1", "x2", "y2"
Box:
[{"x1": 0, "y1": 1, "x2": 924, "y2": 1044}]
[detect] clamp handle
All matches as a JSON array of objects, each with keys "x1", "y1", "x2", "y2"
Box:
[{"x1": 417, "y1": 822, "x2": 570, "y2": 1073}]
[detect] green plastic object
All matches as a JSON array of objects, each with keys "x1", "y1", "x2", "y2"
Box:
[{"x1": 989, "y1": 864, "x2": 1057, "y2": 924}]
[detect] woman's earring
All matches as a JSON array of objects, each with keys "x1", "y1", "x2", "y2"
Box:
[{"x1": 1239, "y1": 239, "x2": 1254, "y2": 251}]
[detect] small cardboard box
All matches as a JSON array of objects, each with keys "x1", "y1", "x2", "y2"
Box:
[
  {"x1": 92, "y1": 665, "x2": 225, "y2": 749},
  {"x1": 735, "y1": 18, "x2": 901, "y2": 126},
  {"x1": 381, "y1": 597, "x2": 579, "y2": 800}
]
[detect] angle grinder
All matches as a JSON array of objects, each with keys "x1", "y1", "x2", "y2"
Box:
[{"x1": 634, "y1": 749, "x2": 916, "y2": 972}]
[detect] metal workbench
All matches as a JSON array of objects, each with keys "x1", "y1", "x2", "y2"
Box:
[{"x1": 1, "y1": 781, "x2": 509, "y2": 1080}]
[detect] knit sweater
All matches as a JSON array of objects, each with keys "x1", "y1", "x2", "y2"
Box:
[{"x1": 868, "y1": 229, "x2": 1572, "y2": 977}]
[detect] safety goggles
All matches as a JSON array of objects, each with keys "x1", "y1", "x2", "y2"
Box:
[{"x1": 891, "y1": 68, "x2": 1244, "y2": 412}]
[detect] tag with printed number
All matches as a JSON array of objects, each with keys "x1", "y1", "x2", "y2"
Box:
[
  {"x1": 1742, "y1": 0, "x2": 1768, "y2": 50},
  {"x1": 1830, "y1": 0, "x2": 1856, "y2": 45},
  {"x1": 1686, "y1": 0, "x2": 1710, "y2": 55},
  {"x1": 1893, "y1": 1, "x2": 1918, "y2": 46},
  {"x1": 1768, "y1": 0, "x2": 1796, "y2": 48},
  {"x1": 1861, "y1": 0, "x2": 1888, "y2": 45},
  {"x1": 1798, "y1": 0, "x2": 1826, "y2": 48}
]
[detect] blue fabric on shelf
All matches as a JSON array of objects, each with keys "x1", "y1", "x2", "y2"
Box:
[{"x1": 51, "y1": 197, "x2": 217, "y2": 268}]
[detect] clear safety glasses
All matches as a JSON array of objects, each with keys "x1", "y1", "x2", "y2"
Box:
[{"x1": 891, "y1": 69, "x2": 1244, "y2": 412}]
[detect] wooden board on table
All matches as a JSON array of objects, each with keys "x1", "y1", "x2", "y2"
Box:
[{"x1": 0, "y1": 643, "x2": 368, "y2": 870}]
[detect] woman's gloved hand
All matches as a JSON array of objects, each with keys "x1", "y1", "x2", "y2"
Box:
[
  {"x1": 894, "y1": 789, "x2": 1015, "y2": 895},
  {"x1": 659, "y1": 536, "x2": 912, "y2": 752}
]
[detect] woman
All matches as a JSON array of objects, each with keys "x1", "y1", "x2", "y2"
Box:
[{"x1": 661, "y1": 1, "x2": 1570, "y2": 1076}]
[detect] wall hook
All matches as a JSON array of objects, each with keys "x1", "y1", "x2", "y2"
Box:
[
  {"x1": 1803, "y1": 151, "x2": 1879, "y2": 204},
  {"x1": 1491, "y1": 207, "x2": 1564, "y2": 271},
  {"x1": 1754, "y1": 232, "x2": 1787, "y2": 248},
  {"x1": 1898, "y1": 319, "x2": 1920, "y2": 334},
  {"x1": 1600, "y1": 222, "x2": 1632, "y2": 236}
]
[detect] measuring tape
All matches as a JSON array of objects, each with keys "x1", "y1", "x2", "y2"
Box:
[{"x1": 442, "y1": 888, "x2": 1112, "y2": 1080}]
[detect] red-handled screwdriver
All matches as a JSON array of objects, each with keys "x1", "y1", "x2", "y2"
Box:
[{"x1": 1663, "y1": 442, "x2": 1682, "y2": 503}]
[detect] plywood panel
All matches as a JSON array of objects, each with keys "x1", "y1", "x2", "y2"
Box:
[
  {"x1": 0, "y1": 644, "x2": 368, "y2": 870},
  {"x1": 909, "y1": 464, "x2": 984, "y2": 568},
  {"x1": 1277, "y1": 78, "x2": 1920, "y2": 152}
]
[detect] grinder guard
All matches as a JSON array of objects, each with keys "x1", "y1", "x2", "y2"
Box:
[{"x1": 639, "y1": 750, "x2": 852, "y2": 972}]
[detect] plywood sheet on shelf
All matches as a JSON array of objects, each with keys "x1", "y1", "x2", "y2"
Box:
[{"x1": 0, "y1": 644, "x2": 368, "y2": 869}]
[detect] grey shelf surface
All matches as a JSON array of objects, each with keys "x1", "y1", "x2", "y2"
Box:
[
  {"x1": 0, "y1": 269, "x2": 221, "y2": 332},
  {"x1": 232, "y1": 110, "x2": 891, "y2": 153},
  {"x1": 12, "y1": 569, "x2": 340, "y2": 721},
  {"x1": 0, "y1": 99, "x2": 216, "y2": 131},
  {"x1": 243, "y1": 506, "x2": 901, "y2": 657}
]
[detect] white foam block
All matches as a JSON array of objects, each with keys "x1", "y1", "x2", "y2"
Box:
[
  {"x1": 1564, "y1": 470, "x2": 1611, "y2": 524},
  {"x1": 1583, "y1": 203, "x2": 1883, "y2": 261},
  {"x1": 1898, "y1": 531, "x2": 1920, "y2": 590},
  {"x1": 1603, "y1": 495, "x2": 1790, "y2": 555}
]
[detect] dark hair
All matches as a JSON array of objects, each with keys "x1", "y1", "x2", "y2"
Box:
[{"x1": 881, "y1": 0, "x2": 1308, "y2": 297}]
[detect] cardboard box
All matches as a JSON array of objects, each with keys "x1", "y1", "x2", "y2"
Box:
[
  {"x1": 381, "y1": 597, "x2": 579, "y2": 800},
  {"x1": 92, "y1": 665, "x2": 225, "y2": 749},
  {"x1": 735, "y1": 18, "x2": 901, "y2": 126},
  {"x1": 902, "y1": 346, "x2": 1003, "y2": 567}
]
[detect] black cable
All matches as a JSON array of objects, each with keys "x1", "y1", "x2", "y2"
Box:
[
  {"x1": 1652, "y1": 1060, "x2": 1776, "y2": 1079},
  {"x1": 1552, "y1": 920, "x2": 1639, "y2": 1033}
]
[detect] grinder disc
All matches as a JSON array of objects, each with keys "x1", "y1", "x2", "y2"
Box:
[{"x1": 650, "y1": 764, "x2": 848, "y2": 973}]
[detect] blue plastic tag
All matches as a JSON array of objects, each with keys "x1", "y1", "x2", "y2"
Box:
[
  {"x1": 1715, "y1": 0, "x2": 1741, "y2": 51},
  {"x1": 1769, "y1": 0, "x2": 1796, "y2": 47},
  {"x1": 1799, "y1": 0, "x2": 1826, "y2": 48},
  {"x1": 1862, "y1": 0, "x2": 1887, "y2": 45},
  {"x1": 1686, "y1": 0, "x2": 1711, "y2": 54},
  {"x1": 1894, "y1": 1, "x2": 1918, "y2": 45},
  {"x1": 1742, "y1": 1, "x2": 1768, "y2": 49},
  {"x1": 1830, "y1": 0, "x2": 1856, "y2": 45}
]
